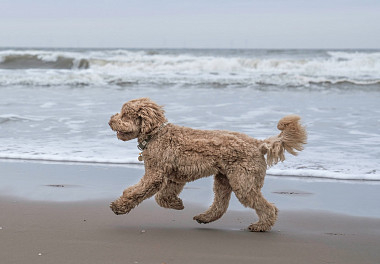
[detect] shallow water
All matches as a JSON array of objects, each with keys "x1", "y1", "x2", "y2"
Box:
[{"x1": 0, "y1": 48, "x2": 379, "y2": 181}]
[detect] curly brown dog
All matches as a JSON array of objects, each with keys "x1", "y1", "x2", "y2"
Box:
[{"x1": 108, "y1": 98, "x2": 307, "y2": 232}]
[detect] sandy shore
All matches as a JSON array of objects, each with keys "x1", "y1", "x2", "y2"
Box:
[
  {"x1": 1, "y1": 160, "x2": 380, "y2": 264},
  {"x1": 1, "y1": 198, "x2": 380, "y2": 264}
]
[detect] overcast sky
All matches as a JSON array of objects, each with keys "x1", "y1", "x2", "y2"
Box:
[{"x1": 1, "y1": 0, "x2": 379, "y2": 49}]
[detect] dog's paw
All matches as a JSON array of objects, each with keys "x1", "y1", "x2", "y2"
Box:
[
  {"x1": 109, "y1": 199, "x2": 133, "y2": 215},
  {"x1": 155, "y1": 196, "x2": 184, "y2": 210},
  {"x1": 170, "y1": 198, "x2": 185, "y2": 210},
  {"x1": 248, "y1": 222, "x2": 272, "y2": 232},
  {"x1": 193, "y1": 214, "x2": 212, "y2": 224}
]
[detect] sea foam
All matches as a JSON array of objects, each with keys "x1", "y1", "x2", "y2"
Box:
[{"x1": 1, "y1": 49, "x2": 379, "y2": 88}]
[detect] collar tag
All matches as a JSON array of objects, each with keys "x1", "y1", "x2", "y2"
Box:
[{"x1": 138, "y1": 152, "x2": 144, "y2": 161}]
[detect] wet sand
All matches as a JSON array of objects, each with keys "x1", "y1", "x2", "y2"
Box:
[{"x1": 1, "y1": 160, "x2": 380, "y2": 264}]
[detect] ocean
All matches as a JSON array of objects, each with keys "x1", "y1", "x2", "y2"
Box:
[{"x1": 0, "y1": 48, "x2": 379, "y2": 182}]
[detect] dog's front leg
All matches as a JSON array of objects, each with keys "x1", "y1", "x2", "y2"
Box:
[{"x1": 110, "y1": 171, "x2": 163, "y2": 215}]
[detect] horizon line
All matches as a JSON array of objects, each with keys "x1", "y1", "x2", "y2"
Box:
[{"x1": 1, "y1": 46, "x2": 379, "y2": 50}]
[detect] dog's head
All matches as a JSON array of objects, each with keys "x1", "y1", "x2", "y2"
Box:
[{"x1": 108, "y1": 98, "x2": 167, "y2": 141}]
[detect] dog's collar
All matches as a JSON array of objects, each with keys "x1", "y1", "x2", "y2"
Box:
[{"x1": 137, "y1": 122, "x2": 168, "y2": 151}]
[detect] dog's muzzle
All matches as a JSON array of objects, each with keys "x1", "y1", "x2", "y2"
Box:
[{"x1": 108, "y1": 113, "x2": 119, "y2": 130}]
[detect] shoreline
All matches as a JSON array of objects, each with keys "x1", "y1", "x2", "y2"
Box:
[
  {"x1": 2, "y1": 157, "x2": 380, "y2": 182},
  {"x1": 1, "y1": 160, "x2": 380, "y2": 218}
]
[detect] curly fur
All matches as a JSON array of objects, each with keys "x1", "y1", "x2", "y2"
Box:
[{"x1": 108, "y1": 98, "x2": 307, "y2": 232}]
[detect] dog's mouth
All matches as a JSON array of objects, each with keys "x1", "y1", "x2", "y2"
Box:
[
  {"x1": 115, "y1": 130, "x2": 138, "y2": 142},
  {"x1": 117, "y1": 131, "x2": 131, "y2": 136}
]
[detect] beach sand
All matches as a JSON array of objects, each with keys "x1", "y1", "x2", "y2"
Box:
[{"x1": 1, "y1": 161, "x2": 380, "y2": 264}]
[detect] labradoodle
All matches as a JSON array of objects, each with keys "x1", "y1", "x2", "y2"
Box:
[{"x1": 108, "y1": 98, "x2": 307, "y2": 232}]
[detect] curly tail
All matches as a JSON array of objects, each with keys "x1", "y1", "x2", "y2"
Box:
[{"x1": 260, "y1": 115, "x2": 307, "y2": 167}]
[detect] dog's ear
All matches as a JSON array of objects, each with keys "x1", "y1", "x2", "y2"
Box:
[{"x1": 135, "y1": 98, "x2": 167, "y2": 135}]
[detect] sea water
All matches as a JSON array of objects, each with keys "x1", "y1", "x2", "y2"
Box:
[{"x1": 0, "y1": 48, "x2": 379, "y2": 182}]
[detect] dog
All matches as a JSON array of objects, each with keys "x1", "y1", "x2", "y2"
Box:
[{"x1": 108, "y1": 97, "x2": 307, "y2": 231}]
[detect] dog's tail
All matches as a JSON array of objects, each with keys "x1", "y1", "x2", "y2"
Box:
[{"x1": 260, "y1": 115, "x2": 307, "y2": 167}]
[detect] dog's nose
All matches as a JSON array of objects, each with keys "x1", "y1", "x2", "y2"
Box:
[{"x1": 109, "y1": 113, "x2": 118, "y2": 127}]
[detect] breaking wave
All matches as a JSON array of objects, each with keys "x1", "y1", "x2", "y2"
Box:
[
  {"x1": 0, "y1": 49, "x2": 380, "y2": 88},
  {"x1": 0, "y1": 50, "x2": 89, "y2": 69}
]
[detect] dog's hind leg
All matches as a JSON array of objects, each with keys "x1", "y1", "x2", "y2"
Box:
[
  {"x1": 155, "y1": 178, "x2": 185, "y2": 210},
  {"x1": 247, "y1": 192, "x2": 278, "y2": 232},
  {"x1": 227, "y1": 168, "x2": 278, "y2": 232},
  {"x1": 193, "y1": 173, "x2": 232, "y2": 224}
]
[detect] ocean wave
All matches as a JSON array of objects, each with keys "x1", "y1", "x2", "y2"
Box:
[
  {"x1": 0, "y1": 50, "x2": 89, "y2": 69},
  {"x1": 267, "y1": 169, "x2": 380, "y2": 182},
  {"x1": 1, "y1": 71, "x2": 379, "y2": 89},
  {"x1": 0, "y1": 154, "x2": 141, "y2": 166},
  {"x1": 0, "y1": 49, "x2": 379, "y2": 88},
  {"x1": 0, "y1": 114, "x2": 44, "y2": 124}
]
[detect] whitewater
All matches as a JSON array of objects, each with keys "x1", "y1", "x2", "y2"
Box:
[{"x1": 0, "y1": 48, "x2": 379, "y2": 182}]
